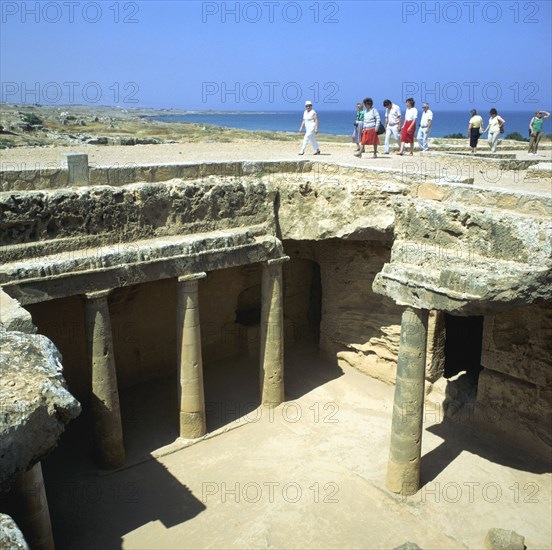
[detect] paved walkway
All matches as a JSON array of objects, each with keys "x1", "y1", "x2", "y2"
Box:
[{"x1": 2, "y1": 141, "x2": 551, "y2": 195}]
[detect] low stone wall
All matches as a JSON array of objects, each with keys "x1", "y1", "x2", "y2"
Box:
[
  {"x1": 0, "y1": 177, "x2": 276, "y2": 260},
  {"x1": 410, "y1": 181, "x2": 552, "y2": 216},
  {"x1": 0, "y1": 160, "x2": 317, "y2": 192}
]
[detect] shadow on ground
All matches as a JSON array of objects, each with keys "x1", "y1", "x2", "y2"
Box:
[
  {"x1": 420, "y1": 374, "x2": 551, "y2": 488},
  {"x1": 41, "y1": 409, "x2": 205, "y2": 550},
  {"x1": 40, "y1": 346, "x2": 343, "y2": 548}
]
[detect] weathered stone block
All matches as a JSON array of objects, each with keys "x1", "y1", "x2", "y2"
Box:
[
  {"x1": 0, "y1": 513, "x2": 29, "y2": 550},
  {"x1": 484, "y1": 528, "x2": 525, "y2": 550},
  {"x1": 475, "y1": 368, "x2": 551, "y2": 454},
  {"x1": 0, "y1": 331, "x2": 81, "y2": 494},
  {"x1": 481, "y1": 300, "x2": 552, "y2": 387},
  {"x1": 0, "y1": 290, "x2": 36, "y2": 334}
]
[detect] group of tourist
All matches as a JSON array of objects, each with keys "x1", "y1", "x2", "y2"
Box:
[
  {"x1": 298, "y1": 100, "x2": 550, "y2": 157},
  {"x1": 351, "y1": 98, "x2": 433, "y2": 158},
  {"x1": 463, "y1": 108, "x2": 549, "y2": 154},
  {"x1": 467, "y1": 108, "x2": 506, "y2": 154}
]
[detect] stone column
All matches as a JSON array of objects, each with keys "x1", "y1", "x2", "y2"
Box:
[
  {"x1": 12, "y1": 462, "x2": 54, "y2": 550},
  {"x1": 177, "y1": 273, "x2": 207, "y2": 438},
  {"x1": 67, "y1": 153, "x2": 89, "y2": 185},
  {"x1": 83, "y1": 290, "x2": 125, "y2": 469},
  {"x1": 259, "y1": 256, "x2": 289, "y2": 407},
  {"x1": 387, "y1": 306, "x2": 429, "y2": 495}
]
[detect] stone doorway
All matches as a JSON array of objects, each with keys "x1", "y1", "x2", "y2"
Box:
[
  {"x1": 441, "y1": 314, "x2": 484, "y2": 419},
  {"x1": 444, "y1": 314, "x2": 484, "y2": 381},
  {"x1": 283, "y1": 258, "x2": 322, "y2": 350}
]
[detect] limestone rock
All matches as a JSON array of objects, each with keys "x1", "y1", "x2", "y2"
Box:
[
  {"x1": 316, "y1": 240, "x2": 403, "y2": 379},
  {"x1": 0, "y1": 331, "x2": 81, "y2": 494},
  {"x1": 481, "y1": 301, "x2": 552, "y2": 387},
  {"x1": 0, "y1": 291, "x2": 36, "y2": 334},
  {"x1": 484, "y1": 528, "x2": 525, "y2": 550},
  {"x1": 525, "y1": 161, "x2": 552, "y2": 180},
  {"x1": 276, "y1": 173, "x2": 405, "y2": 241},
  {"x1": 0, "y1": 178, "x2": 276, "y2": 254},
  {"x1": 0, "y1": 514, "x2": 29, "y2": 550},
  {"x1": 87, "y1": 137, "x2": 108, "y2": 145},
  {"x1": 475, "y1": 368, "x2": 551, "y2": 454},
  {"x1": 373, "y1": 196, "x2": 552, "y2": 315}
]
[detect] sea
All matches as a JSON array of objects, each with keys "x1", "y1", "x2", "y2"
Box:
[{"x1": 151, "y1": 110, "x2": 549, "y2": 139}]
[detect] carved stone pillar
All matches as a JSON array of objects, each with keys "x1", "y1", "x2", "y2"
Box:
[
  {"x1": 12, "y1": 462, "x2": 54, "y2": 550},
  {"x1": 177, "y1": 273, "x2": 207, "y2": 438},
  {"x1": 83, "y1": 289, "x2": 125, "y2": 469},
  {"x1": 387, "y1": 306, "x2": 429, "y2": 495},
  {"x1": 259, "y1": 257, "x2": 289, "y2": 406}
]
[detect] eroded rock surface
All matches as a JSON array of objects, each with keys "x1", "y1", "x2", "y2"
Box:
[
  {"x1": 0, "y1": 513, "x2": 29, "y2": 550},
  {"x1": 0, "y1": 331, "x2": 81, "y2": 494},
  {"x1": 373, "y1": 196, "x2": 552, "y2": 315}
]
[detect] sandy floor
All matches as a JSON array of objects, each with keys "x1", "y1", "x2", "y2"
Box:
[
  {"x1": 2, "y1": 140, "x2": 551, "y2": 195},
  {"x1": 42, "y1": 348, "x2": 551, "y2": 550}
]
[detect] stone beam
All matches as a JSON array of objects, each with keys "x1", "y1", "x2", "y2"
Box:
[{"x1": 2, "y1": 233, "x2": 283, "y2": 305}]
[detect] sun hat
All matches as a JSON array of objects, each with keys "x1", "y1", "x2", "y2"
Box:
[{"x1": 305, "y1": 101, "x2": 312, "y2": 106}]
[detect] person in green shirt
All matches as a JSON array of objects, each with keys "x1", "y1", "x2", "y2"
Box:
[
  {"x1": 528, "y1": 110, "x2": 550, "y2": 155},
  {"x1": 352, "y1": 102, "x2": 364, "y2": 153}
]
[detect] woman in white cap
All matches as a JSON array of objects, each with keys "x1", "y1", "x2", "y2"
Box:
[{"x1": 298, "y1": 101, "x2": 320, "y2": 155}]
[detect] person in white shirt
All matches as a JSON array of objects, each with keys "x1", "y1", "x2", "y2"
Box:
[
  {"x1": 398, "y1": 98, "x2": 418, "y2": 156},
  {"x1": 417, "y1": 103, "x2": 433, "y2": 151},
  {"x1": 383, "y1": 99, "x2": 402, "y2": 154},
  {"x1": 482, "y1": 108, "x2": 506, "y2": 153},
  {"x1": 298, "y1": 100, "x2": 320, "y2": 155}
]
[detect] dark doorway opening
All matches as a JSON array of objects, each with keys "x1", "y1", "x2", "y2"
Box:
[
  {"x1": 307, "y1": 261, "x2": 322, "y2": 347},
  {"x1": 282, "y1": 258, "x2": 322, "y2": 350},
  {"x1": 444, "y1": 314, "x2": 484, "y2": 381}
]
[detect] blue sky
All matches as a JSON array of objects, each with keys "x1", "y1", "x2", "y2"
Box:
[{"x1": 1, "y1": 0, "x2": 551, "y2": 111}]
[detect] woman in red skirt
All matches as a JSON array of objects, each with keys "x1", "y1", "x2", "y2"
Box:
[
  {"x1": 355, "y1": 97, "x2": 381, "y2": 158},
  {"x1": 398, "y1": 98, "x2": 418, "y2": 156}
]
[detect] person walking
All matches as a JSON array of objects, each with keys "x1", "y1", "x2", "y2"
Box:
[
  {"x1": 528, "y1": 110, "x2": 550, "y2": 154},
  {"x1": 467, "y1": 109, "x2": 484, "y2": 153},
  {"x1": 482, "y1": 108, "x2": 506, "y2": 153},
  {"x1": 355, "y1": 97, "x2": 380, "y2": 158},
  {"x1": 383, "y1": 99, "x2": 402, "y2": 154},
  {"x1": 298, "y1": 100, "x2": 320, "y2": 155},
  {"x1": 398, "y1": 98, "x2": 417, "y2": 156},
  {"x1": 417, "y1": 103, "x2": 433, "y2": 151},
  {"x1": 352, "y1": 102, "x2": 364, "y2": 153}
]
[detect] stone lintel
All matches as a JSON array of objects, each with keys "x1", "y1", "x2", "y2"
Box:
[
  {"x1": 84, "y1": 289, "x2": 113, "y2": 301},
  {"x1": 178, "y1": 272, "x2": 207, "y2": 283},
  {"x1": 2, "y1": 238, "x2": 279, "y2": 306},
  {"x1": 267, "y1": 256, "x2": 290, "y2": 266}
]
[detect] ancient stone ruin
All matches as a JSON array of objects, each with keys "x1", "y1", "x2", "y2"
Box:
[{"x1": 0, "y1": 154, "x2": 550, "y2": 548}]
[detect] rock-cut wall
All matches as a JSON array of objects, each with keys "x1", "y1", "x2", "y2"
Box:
[
  {"x1": 284, "y1": 240, "x2": 404, "y2": 385},
  {"x1": 475, "y1": 299, "x2": 552, "y2": 455}
]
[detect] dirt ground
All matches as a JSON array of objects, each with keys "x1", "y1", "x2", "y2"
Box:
[{"x1": 41, "y1": 349, "x2": 551, "y2": 550}]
